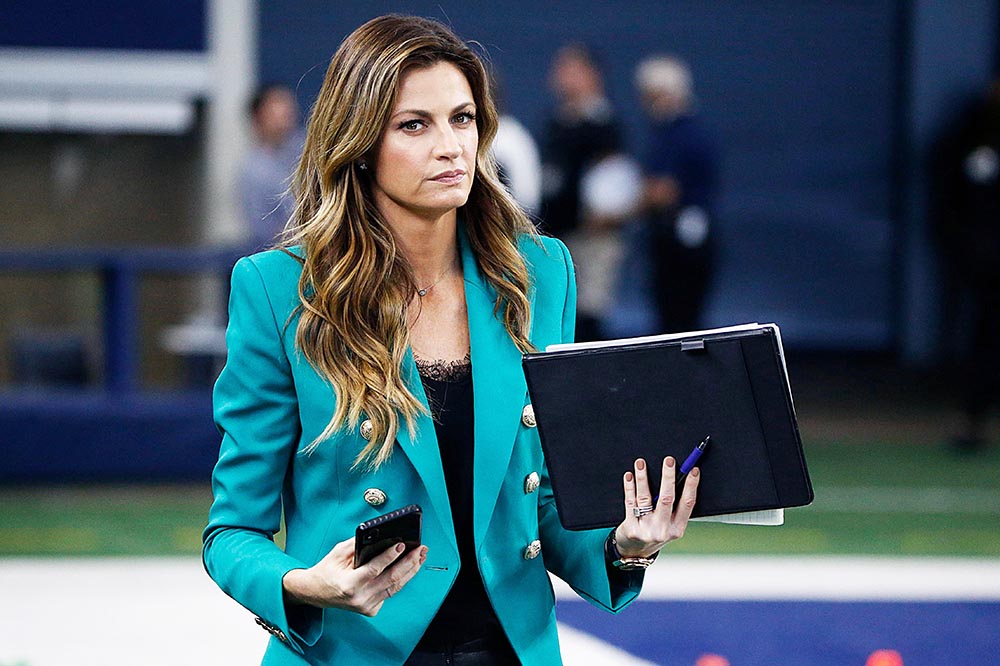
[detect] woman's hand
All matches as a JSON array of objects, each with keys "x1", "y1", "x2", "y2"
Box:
[
  {"x1": 614, "y1": 456, "x2": 699, "y2": 558},
  {"x1": 282, "y1": 537, "x2": 427, "y2": 617}
]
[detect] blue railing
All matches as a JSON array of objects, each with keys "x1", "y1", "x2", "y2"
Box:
[
  {"x1": 0, "y1": 245, "x2": 247, "y2": 392},
  {"x1": 0, "y1": 246, "x2": 250, "y2": 481}
]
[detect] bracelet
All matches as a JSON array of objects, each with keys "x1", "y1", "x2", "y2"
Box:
[{"x1": 605, "y1": 528, "x2": 657, "y2": 570}]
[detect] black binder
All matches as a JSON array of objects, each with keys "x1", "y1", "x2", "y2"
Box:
[{"x1": 522, "y1": 324, "x2": 813, "y2": 531}]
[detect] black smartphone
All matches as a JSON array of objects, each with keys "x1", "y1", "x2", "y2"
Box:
[{"x1": 353, "y1": 504, "x2": 422, "y2": 569}]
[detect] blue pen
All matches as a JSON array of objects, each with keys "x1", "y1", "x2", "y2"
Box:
[{"x1": 674, "y1": 435, "x2": 710, "y2": 494}]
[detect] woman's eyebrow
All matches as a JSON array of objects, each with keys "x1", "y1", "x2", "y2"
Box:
[{"x1": 390, "y1": 102, "x2": 476, "y2": 120}]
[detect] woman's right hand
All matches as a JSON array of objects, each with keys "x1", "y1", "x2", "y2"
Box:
[{"x1": 282, "y1": 537, "x2": 427, "y2": 617}]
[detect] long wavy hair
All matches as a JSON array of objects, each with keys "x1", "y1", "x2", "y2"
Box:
[{"x1": 282, "y1": 15, "x2": 537, "y2": 469}]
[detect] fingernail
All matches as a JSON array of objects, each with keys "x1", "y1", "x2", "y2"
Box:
[
  {"x1": 692, "y1": 467, "x2": 700, "y2": 477},
  {"x1": 624, "y1": 471, "x2": 634, "y2": 482},
  {"x1": 395, "y1": 543, "x2": 405, "y2": 553},
  {"x1": 665, "y1": 456, "x2": 675, "y2": 468},
  {"x1": 636, "y1": 459, "x2": 645, "y2": 471},
  {"x1": 421, "y1": 546, "x2": 429, "y2": 556}
]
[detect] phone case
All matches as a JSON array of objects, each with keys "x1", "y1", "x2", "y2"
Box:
[{"x1": 353, "y1": 504, "x2": 422, "y2": 568}]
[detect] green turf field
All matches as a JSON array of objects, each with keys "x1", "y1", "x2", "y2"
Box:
[{"x1": 1, "y1": 439, "x2": 997, "y2": 558}]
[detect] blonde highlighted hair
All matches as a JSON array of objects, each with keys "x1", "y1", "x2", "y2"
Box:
[{"x1": 282, "y1": 15, "x2": 536, "y2": 469}]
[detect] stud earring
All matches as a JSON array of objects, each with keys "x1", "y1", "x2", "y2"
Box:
[{"x1": 358, "y1": 161, "x2": 368, "y2": 171}]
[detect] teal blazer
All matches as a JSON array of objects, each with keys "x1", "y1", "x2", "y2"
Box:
[{"x1": 203, "y1": 231, "x2": 642, "y2": 665}]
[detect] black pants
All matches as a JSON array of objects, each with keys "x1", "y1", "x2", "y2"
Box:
[
  {"x1": 963, "y1": 283, "x2": 1000, "y2": 424},
  {"x1": 652, "y1": 229, "x2": 713, "y2": 334},
  {"x1": 404, "y1": 636, "x2": 520, "y2": 666}
]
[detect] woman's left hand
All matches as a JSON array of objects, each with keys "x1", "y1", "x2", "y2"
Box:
[{"x1": 614, "y1": 456, "x2": 700, "y2": 558}]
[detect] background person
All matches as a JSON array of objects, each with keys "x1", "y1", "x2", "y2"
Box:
[
  {"x1": 575, "y1": 150, "x2": 643, "y2": 339},
  {"x1": 239, "y1": 83, "x2": 304, "y2": 249},
  {"x1": 931, "y1": 77, "x2": 1000, "y2": 453},
  {"x1": 539, "y1": 44, "x2": 627, "y2": 340},
  {"x1": 635, "y1": 55, "x2": 720, "y2": 333},
  {"x1": 493, "y1": 112, "x2": 542, "y2": 214},
  {"x1": 203, "y1": 15, "x2": 699, "y2": 666}
]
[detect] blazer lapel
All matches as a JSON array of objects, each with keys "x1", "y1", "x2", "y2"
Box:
[
  {"x1": 393, "y1": 227, "x2": 529, "y2": 550},
  {"x1": 459, "y1": 232, "x2": 528, "y2": 550},
  {"x1": 396, "y1": 349, "x2": 456, "y2": 542}
]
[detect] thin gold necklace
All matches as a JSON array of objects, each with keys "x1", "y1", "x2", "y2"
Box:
[{"x1": 416, "y1": 259, "x2": 457, "y2": 297}]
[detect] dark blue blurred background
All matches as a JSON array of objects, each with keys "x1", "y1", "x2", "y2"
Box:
[
  {"x1": 257, "y1": 0, "x2": 992, "y2": 353},
  {"x1": 1, "y1": 0, "x2": 997, "y2": 480}
]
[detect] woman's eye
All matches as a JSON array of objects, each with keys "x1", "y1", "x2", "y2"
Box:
[
  {"x1": 453, "y1": 112, "x2": 476, "y2": 125},
  {"x1": 399, "y1": 119, "x2": 424, "y2": 131}
]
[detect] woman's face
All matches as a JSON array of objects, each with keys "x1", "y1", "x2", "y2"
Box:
[{"x1": 370, "y1": 61, "x2": 478, "y2": 224}]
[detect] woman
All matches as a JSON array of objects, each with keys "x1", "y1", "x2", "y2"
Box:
[{"x1": 203, "y1": 15, "x2": 699, "y2": 666}]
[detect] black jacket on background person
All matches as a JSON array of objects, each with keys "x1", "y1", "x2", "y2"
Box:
[
  {"x1": 539, "y1": 102, "x2": 622, "y2": 237},
  {"x1": 930, "y1": 83, "x2": 1000, "y2": 451}
]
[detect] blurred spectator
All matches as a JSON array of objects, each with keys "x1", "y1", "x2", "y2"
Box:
[
  {"x1": 494, "y1": 113, "x2": 542, "y2": 214},
  {"x1": 239, "y1": 83, "x2": 303, "y2": 249},
  {"x1": 636, "y1": 55, "x2": 720, "y2": 333},
  {"x1": 931, "y1": 78, "x2": 1000, "y2": 453},
  {"x1": 576, "y1": 152, "x2": 643, "y2": 338},
  {"x1": 540, "y1": 44, "x2": 628, "y2": 340}
]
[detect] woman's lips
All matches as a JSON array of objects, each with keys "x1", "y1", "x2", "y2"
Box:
[{"x1": 430, "y1": 170, "x2": 466, "y2": 185}]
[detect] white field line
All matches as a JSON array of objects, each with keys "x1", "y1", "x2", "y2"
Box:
[
  {"x1": 0, "y1": 557, "x2": 267, "y2": 666},
  {"x1": 0, "y1": 557, "x2": 647, "y2": 666},
  {"x1": 0, "y1": 556, "x2": 997, "y2": 666},
  {"x1": 556, "y1": 622, "x2": 657, "y2": 666},
  {"x1": 811, "y1": 487, "x2": 1000, "y2": 514},
  {"x1": 553, "y1": 555, "x2": 1000, "y2": 601}
]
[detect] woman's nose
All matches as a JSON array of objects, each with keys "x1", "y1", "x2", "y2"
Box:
[{"x1": 435, "y1": 127, "x2": 463, "y2": 159}]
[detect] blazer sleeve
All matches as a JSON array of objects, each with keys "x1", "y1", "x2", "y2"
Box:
[
  {"x1": 536, "y1": 238, "x2": 644, "y2": 613},
  {"x1": 202, "y1": 257, "x2": 323, "y2": 653}
]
